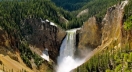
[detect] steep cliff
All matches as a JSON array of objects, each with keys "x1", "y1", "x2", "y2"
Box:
[
  {"x1": 77, "y1": 1, "x2": 127, "y2": 50},
  {"x1": 78, "y1": 17, "x2": 101, "y2": 49},
  {"x1": 0, "y1": 28, "x2": 34, "y2": 72},
  {"x1": 0, "y1": 18, "x2": 66, "y2": 71},
  {"x1": 0, "y1": 28, "x2": 18, "y2": 60},
  {"x1": 21, "y1": 18, "x2": 66, "y2": 62},
  {"x1": 75, "y1": 1, "x2": 130, "y2": 72}
]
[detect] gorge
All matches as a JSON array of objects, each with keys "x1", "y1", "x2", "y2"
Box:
[
  {"x1": 0, "y1": 0, "x2": 132, "y2": 72},
  {"x1": 56, "y1": 0, "x2": 130, "y2": 72}
]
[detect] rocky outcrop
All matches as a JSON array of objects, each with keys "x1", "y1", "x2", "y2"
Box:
[
  {"x1": 77, "y1": 1, "x2": 128, "y2": 51},
  {"x1": 101, "y1": 4, "x2": 124, "y2": 43},
  {"x1": 21, "y1": 18, "x2": 66, "y2": 62},
  {"x1": 0, "y1": 28, "x2": 27, "y2": 71},
  {"x1": 0, "y1": 28, "x2": 17, "y2": 59},
  {"x1": 0, "y1": 18, "x2": 66, "y2": 71},
  {"x1": 78, "y1": 17, "x2": 101, "y2": 49},
  {"x1": 75, "y1": 1, "x2": 132, "y2": 72},
  {"x1": 77, "y1": 9, "x2": 88, "y2": 18}
]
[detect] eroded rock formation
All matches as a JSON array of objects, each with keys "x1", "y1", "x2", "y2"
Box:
[
  {"x1": 78, "y1": 17, "x2": 101, "y2": 49},
  {"x1": 77, "y1": 1, "x2": 128, "y2": 53},
  {"x1": 0, "y1": 18, "x2": 66, "y2": 71},
  {"x1": 21, "y1": 18, "x2": 66, "y2": 62}
]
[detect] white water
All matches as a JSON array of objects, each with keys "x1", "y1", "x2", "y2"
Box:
[{"x1": 56, "y1": 28, "x2": 86, "y2": 72}]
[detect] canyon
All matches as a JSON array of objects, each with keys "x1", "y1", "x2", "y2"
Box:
[{"x1": 0, "y1": 0, "x2": 131, "y2": 72}]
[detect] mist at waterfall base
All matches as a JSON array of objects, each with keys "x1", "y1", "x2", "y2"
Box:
[
  {"x1": 56, "y1": 29, "x2": 92, "y2": 72},
  {"x1": 56, "y1": 49, "x2": 92, "y2": 72}
]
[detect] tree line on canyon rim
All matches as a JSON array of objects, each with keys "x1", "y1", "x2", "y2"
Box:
[
  {"x1": 0, "y1": 0, "x2": 132, "y2": 72},
  {"x1": 0, "y1": 0, "x2": 129, "y2": 30}
]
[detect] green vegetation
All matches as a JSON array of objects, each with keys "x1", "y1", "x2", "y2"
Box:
[
  {"x1": 74, "y1": 43, "x2": 132, "y2": 72},
  {"x1": 52, "y1": 0, "x2": 121, "y2": 21},
  {"x1": 52, "y1": 0, "x2": 124, "y2": 29},
  {"x1": 0, "y1": 0, "x2": 132, "y2": 71},
  {"x1": 0, "y1": 0, "x2": 69, "y2": 30},
  {"x1": 51, "y1": 0, "x2": 91, "y2": 11},
  {"x1": 64, "y1": 0, "x2": 122, "y2": 29},
  {"x1": 0, "y1": 0, "x2": 126, "y2": 30},
  {"x1": 0, "y1": 0, "x2": 56, "y2": 69},
  {"x1": 0, "y1": 0, "x2": 82, "y2": 30},
  {"x1": 0, "y1": 0, "x2": 131, "y2": 30},
  {"x1": 124, "y1": 0, "x2": 132, "y2": 30},
  {"x1": 75, "y1": 0, "x2": 121, "y2": 21},
  {"x1": 50, "y1": 0, "x2": 132, "y2": 30},
  {"x1": 124, "y1": 15, "x2": 132, "y2": 30},
  {"x1": 19, "y1": 42, "x2": 43, "y2": 69},
  {"x1": 72, "y1": 1, "x2": 132, "y2": 72},
  {"x1": 125, "y1": 0, "x2": 132, "y2": 18}
]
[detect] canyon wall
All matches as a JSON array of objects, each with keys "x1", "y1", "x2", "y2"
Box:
[
  {"x1": 77, "y1": 1, "x2": 127, "y2": 50},
  {"x1": 76, "y1": 1, "x2": 129, "y2": 59},
  {"x1": 21, "y1": 18, "x2": 66, "y2": 62},
  {"x1": 0, "y1": 18, "x2": 66, "y2": 71}
]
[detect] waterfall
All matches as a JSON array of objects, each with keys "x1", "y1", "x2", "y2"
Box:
[
  {"x1": 58, "y1": 30, "x2": 76, "y2": 60},
  {"x1": 56, "y1": 28, "x2": 85, "y2": 72}
]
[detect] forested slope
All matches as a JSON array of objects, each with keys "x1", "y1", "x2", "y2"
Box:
[
  {"x1": 124, "y1": 0, "x2": 132, "y2": 30},
  {"x1": 51, "y1": 0, "x2": 91, "y2": 11},
  {"x1": 0, "y1": 0, "x2": 73, "y2": 30},
  {"x1": 74, "y1": 0, "x2": 132, "y2": 72},
  {"x1": 0, "y1": 0, "x2": 68, "y2": 71},
  {"x1": 0, "y1": 0, "x2": 132, "y2": 72},
  {"x1": 76, "y1": 0, "x2": 120, "y2": 20},
  {"x1": 51, "y1": 0, "x2": 123, "y2": 29}
]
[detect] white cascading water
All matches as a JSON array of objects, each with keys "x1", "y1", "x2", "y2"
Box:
[{"x1": 56, "y1": 29, "x2": 86, "y2": 72}]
